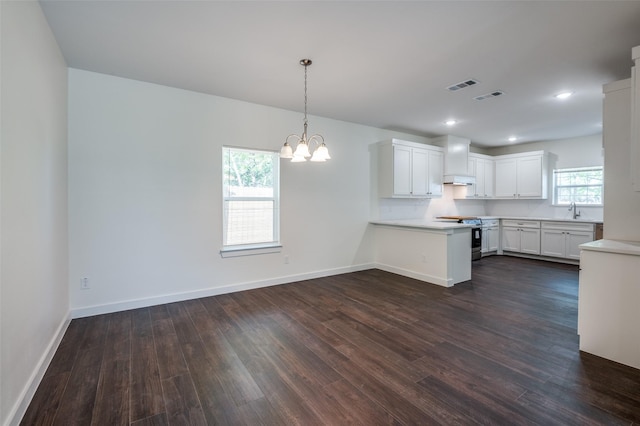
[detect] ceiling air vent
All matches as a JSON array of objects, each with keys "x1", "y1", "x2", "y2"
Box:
[
  {"x1": 446, "y1": 79, "x2": 479, "y2": 91},
  {"x1": 474, "y1": 90, "x2": 505, "y2": 101}
]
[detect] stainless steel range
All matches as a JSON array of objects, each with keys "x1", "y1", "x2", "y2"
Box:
[{"x1": 460, "y1": 218, "x2": 483, "y2": 261}]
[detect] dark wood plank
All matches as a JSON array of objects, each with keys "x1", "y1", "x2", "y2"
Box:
[
  {"x1": 19, "y1": 373, "x2": 70, "y2": 426},
  {"x1": 52, "y1": 315, "x2": 109, "y2": 425},
  {"x1": 130, "y1": 413, "x2": 168, "y2": 426},
  {"x1": 179, "y1": 340, "x2": 274, "y2": 425},
  {"x1": 184, "y1": 300, "x2": 264, "y2": 405},
  {"x1": 161, "y1": 374, "x2": 206, "y2": 426},
  {"x1": 91, "y1": 311, "x2": 131, "y2": 426},
  {"x1": 151, "y1": 317, "x2": 188, "y2": 380},
  {"x1": 224, "y1": 331, "x2": 326, "y2": 425},
  {"x1": 130, "y1": 308, "x2": 165, "y2": 423}
]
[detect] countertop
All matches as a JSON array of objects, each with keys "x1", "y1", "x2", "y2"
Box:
[
  {"x1": 580, "y1": 239, "x2": 640, "y2": 256},
  {"x1": 479, "y1": 216, "x2": 602, "y2": 224},
  {"x1": 370, "y1": 216, "x2": 603, "y2": 231},
  {"x1": 369, "y1": 219, "x2": 473, "y2": 230}
]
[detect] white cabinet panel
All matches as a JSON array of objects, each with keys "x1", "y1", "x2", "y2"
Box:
[
  {"x1": 428, "y1": 150, "x2": 444, "y2": 197},
  {"x1": 520, "y1": 229, "x2": 541, "y2": 255},
  {"x1": 494, "y1": 152, "x2": 547, "y2": 199},
  {"x1": 484, "y1": 160, "x2": 495, "y2": 198},
  {"x1": 502, "y1": 220, "x2": 541, "y2": 255},
  {"x1": 392, "y1": 144, "x2": 412, "y2": 196},
  {"x1": 566, "y1": 232, "x2": 593, "y2": 260},
  {"x1": 517, "y1": 156, "x2": 544, "y2": 197},
  {"x1": 501, "y1": 227, "x2": 522, "y2": 252},
  {"x1": 482, "y1": 226, "x2": 499, "y2": 254},
  {"x1": 378, "y1": 139, "x2": 443, "y2": 198},
  {"x1": 579, "y1": 248, "x2": 640, "y2": 369},
  {"x1": 540, "y1": 221, "x2": 595, "y2": 260},
  {"x1": 541, "y1": 229, "x2": 566, "y2": 257},
  {"x1": 464, "y1": 155, "x2": 494, "y2": 199},
  {"x1": 487, "y1": 227, "x2": 500, "y2": 252},
  {"x1": 494, "y1": 158, "x2": 518, "y2": 197},
  {"x1": 411, "y1": 148, "x2": 429, "y2": 196}
]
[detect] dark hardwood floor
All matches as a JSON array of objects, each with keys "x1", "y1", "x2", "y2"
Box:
[{"x1": 22, "y1": 256, "x2": 640, "y2": 425}]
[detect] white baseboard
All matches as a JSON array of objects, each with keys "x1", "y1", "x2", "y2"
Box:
[
  {"x1": 374, "y1": 263, "x2": 453, "y2": 287},
  {"x1": 5, "y1": 312, "x2": 71, "y2": 426},
  {"x1": 71, "y1": 263, "x2": 376, "y2": 318}
]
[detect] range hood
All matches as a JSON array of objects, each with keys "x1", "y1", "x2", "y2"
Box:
[{"x1": 432, "y1": 135, "x2": 476, "y2": 185}]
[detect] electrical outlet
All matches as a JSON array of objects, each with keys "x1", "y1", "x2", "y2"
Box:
[
  {"x1": 422, "y1": 254, "x2": 427, "y2": 263},
  {"x1": 81, "y1": 277, "x2": 90, "y2": 289},
  {"x1": 284, "y1": 255, "x2": 290, "y2": 264}
]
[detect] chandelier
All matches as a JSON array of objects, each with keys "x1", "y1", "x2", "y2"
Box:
[{"x1": 280, "y1": 59, "x2": 331, "y2": 162}]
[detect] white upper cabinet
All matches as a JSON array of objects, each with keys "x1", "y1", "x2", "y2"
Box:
[
  {"x1": 378, "y1": 139, "x2": 443, "y2": 198},
  {"x1": 392, "y1": 144, "x2": 413, "y2": 196},
  {"x1": 427, "y1": 150, "x2": 444, "y2": 197},
  {"x1": 464, "y1": 154, "x2": 494, "y2": 199},
  {"x1": 494, "y1": 151, "x2": 548, "y2": 199}
]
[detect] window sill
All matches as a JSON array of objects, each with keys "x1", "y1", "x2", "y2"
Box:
[{"x1": 220, "y1": 244, "x2": 282, "y2": 258}]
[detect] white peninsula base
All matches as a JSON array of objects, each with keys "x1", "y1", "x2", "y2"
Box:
[
  {"x1": 371, "y1": 220, "x2": 471, "y2": 287},
  {"x1": 579, "y1": 240, "x2": 640, "y2": 370}
]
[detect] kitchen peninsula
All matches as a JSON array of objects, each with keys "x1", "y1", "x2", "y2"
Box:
[{"x1": 370, "y1": 220, "x2": 472, "y2": 287}]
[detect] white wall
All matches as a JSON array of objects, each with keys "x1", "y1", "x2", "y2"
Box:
[
  {"x1": 68, "y1": 69, "x2": 424, "y2": 316},
  {"x1": 602, "y1": 79, "x2": 640, "y2": 240},
  {"x1": 0, "y1": 2, "x2": 69, "y2": 425}
]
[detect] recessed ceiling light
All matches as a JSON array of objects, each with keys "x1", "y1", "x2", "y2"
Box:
[
  {"x1": 445, "y1": 119, "x2": 457, "y2": 126},
  {"x1": 508, "y1": 136, "x2": 518, "y2": 142},
  {"x1": 555, "y1": 91, "x2": 573, "y2": 100}
]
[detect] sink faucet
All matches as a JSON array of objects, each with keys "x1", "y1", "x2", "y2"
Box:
[{"x1": 569, "y1": 202, "x2": 581, "y2": 219}]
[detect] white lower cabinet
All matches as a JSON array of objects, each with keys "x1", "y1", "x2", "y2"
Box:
[
  {"x1": 501, "y1": 220, "x2": 540, "y2": 255},
  {"x1": 481, "y1": 220, "x2": 499, "y2": 255},
  {"x1": 540, "y1": 222, "x2": 595, "y2": 260}
]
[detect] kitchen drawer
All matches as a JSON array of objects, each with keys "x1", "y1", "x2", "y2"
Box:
[
  {"x1": 482, "y1": 219, "x2": 499, "y2": 227},
  {"x1": 501, "y1": 219, "x2": 540, "y2": 229},
  {"x1": 541, "y1": 221, "x2": 594, "y2": 233}
]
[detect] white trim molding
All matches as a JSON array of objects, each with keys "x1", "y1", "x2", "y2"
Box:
[
  {"x1": 71, "y1": 263, "x2": 376, "y2": 319},
  {"x1": 5, "y1": 313, "x2": 71, "y2": 426}
]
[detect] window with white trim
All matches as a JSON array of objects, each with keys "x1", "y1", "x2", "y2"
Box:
[
  {"x1": 222, "y1": 147, "x2": 280, "y2": 251},
  {"x1": 553, "y1": 166, "x2": 603, "y2": 206}
]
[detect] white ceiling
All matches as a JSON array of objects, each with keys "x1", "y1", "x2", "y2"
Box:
[{"x1": 40, "y1": 0, "x2": 640, "y2": 147}]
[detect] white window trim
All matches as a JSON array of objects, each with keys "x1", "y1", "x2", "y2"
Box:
[
  {"x1": 222, "y1": 147, "x2": 280, "y2": 255},
  {"x1": 552, "y1": 166, "x2": 603, "y2": 207},
  {"x1": 220, "y1": 243, "x2": 282, "y2": 258}
]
